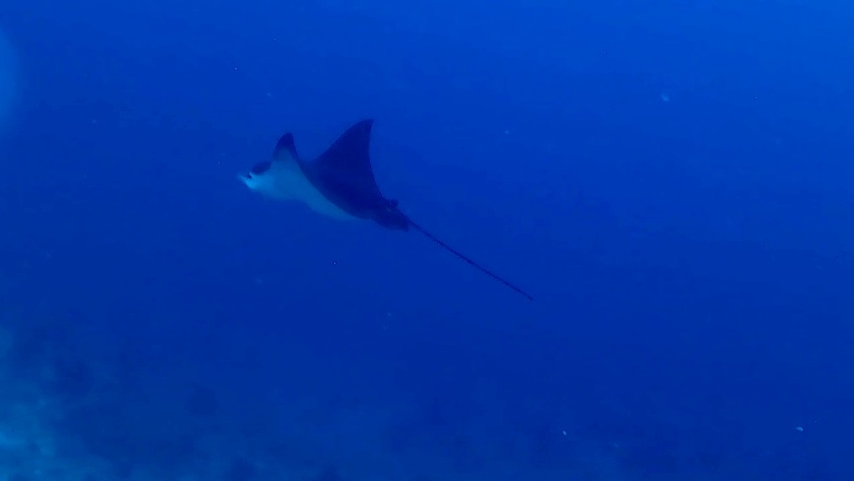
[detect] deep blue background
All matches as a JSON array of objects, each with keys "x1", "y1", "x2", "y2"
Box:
[{"x1": 1, "y1": 1, "x2": 852, "y2": 480}]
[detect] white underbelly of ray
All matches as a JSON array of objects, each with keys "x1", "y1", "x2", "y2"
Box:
[{"x1": 267, "y1": 161, "x2": 355, "y2": 221}]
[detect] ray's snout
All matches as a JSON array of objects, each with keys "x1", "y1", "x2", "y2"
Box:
[{"x1": 238, "y1": 172, "x2": 256, "y2": 189}]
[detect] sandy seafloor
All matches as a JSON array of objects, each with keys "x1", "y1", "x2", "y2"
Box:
[
  {"x1": 0, "y1": 316, "x2": 639, "y2": 481},
  {"x1": 0, "y1": 324, "x2": 318, "y2": 481},
  {"x1": 0, "y1": 326, "x2": 111, "y2": 481},
  {"x1": 0, "y1": 311, "x2": 810, "y2": 481}
]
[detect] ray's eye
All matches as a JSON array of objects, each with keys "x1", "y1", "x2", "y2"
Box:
[{"x1": 250, "y1": 161, "x2": 272, "y2": 175}]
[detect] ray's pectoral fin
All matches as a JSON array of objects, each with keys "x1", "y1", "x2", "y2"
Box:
[
  {"x1": 311, "y1": 119, "x2": 385, "y2": 200},
  {"x1": 273, "y1": 132, "x2": 299, "y2": 161}
]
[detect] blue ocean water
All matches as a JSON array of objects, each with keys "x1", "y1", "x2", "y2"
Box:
[{"x1": 0, "y1": 0, "x2": 852, "y2": 480}]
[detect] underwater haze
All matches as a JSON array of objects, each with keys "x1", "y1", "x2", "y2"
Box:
[
  {"x1": 0, "y1": 1, "x2": 852, "y2": 481},
  {"x1": 0, "y1": 29, "x2": 17, "y2": 132}
]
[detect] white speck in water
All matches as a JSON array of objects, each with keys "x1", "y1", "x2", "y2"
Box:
[
  {"x1": 660, "y1": 92, "x2": 670, "y2": 102},
  {"x1": 795, "y1": 426, "x2": 804, "y2": 432}
]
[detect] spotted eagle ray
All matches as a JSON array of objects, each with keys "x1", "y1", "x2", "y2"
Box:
[{"x1": 240, "y1": 119, "x2": 533, "y2": 301}]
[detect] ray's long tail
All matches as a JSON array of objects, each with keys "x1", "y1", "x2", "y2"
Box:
[{"x1": 403, "y1": 215, "x2": 534, "y2": 301}]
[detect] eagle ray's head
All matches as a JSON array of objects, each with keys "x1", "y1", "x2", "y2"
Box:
[{"x1": 239, "y1": 160, "x2": 274, "y2": 193}]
